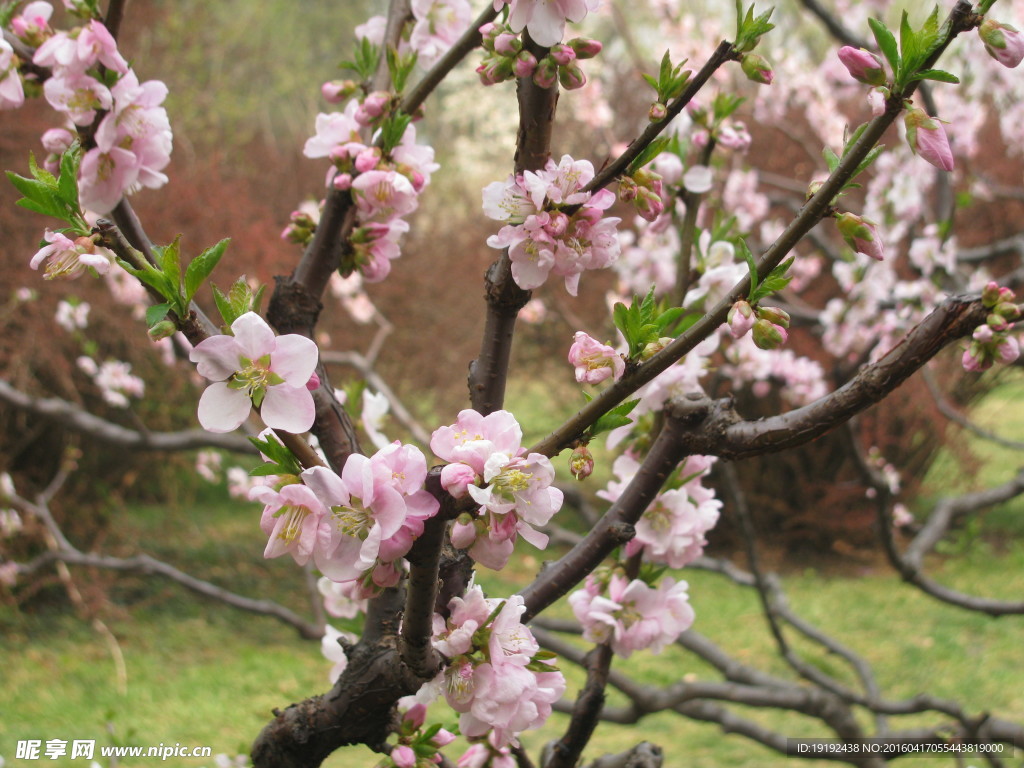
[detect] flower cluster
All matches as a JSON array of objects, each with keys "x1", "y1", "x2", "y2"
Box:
[
  {"x1": 426, "y1": 587, "x2": 565, "y2": 747},
  {"x1": 189, "y1": 312, "x2": 319, "y2": 434},
  {"x1": 3, "y1": 3, "x2": 174, "y2": 213},
  {"x1": 962, "y1": 282, "x2": 1021, "y2": 371},
  {"x1": 569, "y1": 572, "x2": 695, "y2": 657},
  {"x1": 302, "y1": 95, "x2": 438, "y2": 282},
  {"x1": 354, "y1": 0, "x2": 471, "y2": 68},
  {"x1": 76, "y1": 356, "x2": 145, "y2": 407},
  {"x1": 477, "y1": 21, "x2": 600, "y2": 89},
  {"x1": 599, "y1": 454, "x2": 721, "y2": 568},
  {"x1": 484, "y1": 155, "x2": 621, "y2": 295},
  {"x1": 432, "y1": 409, "x2": 562, "y2": 570},
  {"x1": 252, "y1": 441, "x2": 440, "y2": 590},
  {"x1": 384, "y1": 701, "x2": 457, "y2": 768}
]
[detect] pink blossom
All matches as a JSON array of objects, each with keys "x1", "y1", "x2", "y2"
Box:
[
  {"x1": 317, "y1": 576, "x2": 368, "y2": 618},
  {"x1": 569, "y1": 574, "x2": 695, "y2": 657},
  {"x1": 431, "y1": 409, "x2": 563, "y2": 569},
  {"x1": 321, "y1": 624, "x2": 354, "y2": 683},
  {"x1": 568, "y1": 331, "x2": 624, "y2": 384},
  {"x1": 304, "y1": 101, "x2": 366, "y2": 160},
  {"x1": 410, "y1": 0, "x2": 472, "y2": 67},
  {"x1": 30, "y1": 230, "x2": 114, "y2": 279},
  {"x1": 351, "y1": 169, "x2": 420, "y2": 221},
  {"x1": 836, "y1": 212, "x2": 885, "y2": 261},
  {"x1": 0, "y1": 39, "x2": 25, "y2": 110},
  {"x1": 42, "y1": 70, "x2": 112, "y2": 125},
  {"x1": 78, "y1": 144, "x2": 141, "y2": 213},
  {"x1": 496, "y1": 0, "x2": 599, "y2": 47},
  {"x1": 391, "y1": 746, "x2": 417, "y2": 768},
  {"x1": 251, "y1": 481, "x2": 328, "y2": 566},
  {"x1": 904, "y1": 108, "x2": 954, "y2": 171},
  {"x1": 188, "y1": 312, "x2": 318, "y2": 433}
]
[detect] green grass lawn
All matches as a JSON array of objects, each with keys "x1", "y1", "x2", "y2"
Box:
[{"x1": 3, "y1": 380, "x2": 1023, "y2": 767}]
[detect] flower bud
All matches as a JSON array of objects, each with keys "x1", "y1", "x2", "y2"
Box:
[
  {"x1": 532, "y1": 56, "x2": 558, "y2": 88},
  {"x1": 305, "y1": 372, "x2": 321, "y2": 391},
  {"x1": 995, "y1": 301, "x2": 1022, "y2": 321},
  {"x1": 618, "y1": 176, "x2": 638, "y2": 202},
  {"x1": 148, "y1": 320, "x2": 177, "y2": 341},
  {"x1": 904, "y1": 107, "x2": 954, "y2": 171},
  {"x1": 547, "y1": 210, "x2": 569, "y2": 236},
  {"x1": 431, "y1": 728, "x2": 456, "y2": 747},
  {"x1": 391, "y1": 746, "x2": 416, "y2": 768},
  {"x1": 987, "y1": 313, "x2": 1010, "y2": 332},
  {"x1": 494, "y1": 31, "x2": 521, "y2": 56},
  {"x1": 806, "y1": 179, "x2": 824, "y2": 200},
  {"x1": 513, "y1": 50, "x2": 538, "y2": 78},
  {"x1": 332, "y1": 172, "x2": 353, "y2": 190},
  {"x1": 321, "y1": 80, "x2": 358, "y2": 103},
  {"x1": 982, "y1": 281, "x2": 1002, "y2": 306},
  {"x1": 648, "y1": 101, "x2": 668, "y2": 122},
  {"x1": 41, "y1": 127, "x2": 75, "y2": 155},
  {"x1": 558, "y1": 63, "x2": 587, "y2": 90},
  {"x1": 756, "y1": 305, "x2": 790, "y2": 329},
  {"x1": 837, "y1": 46, "x2": 887, "y2": 85},
  {"x1": 752, "y1": 318, "x2": 788, "y2": 350},
  {"x1": 478, "y1": 22, "x2": 499, "y2": 50},
  {"x1": 727, "y1": 300, "x2": 755, "y2": 339},
  {"x1": 477, "y1": 54, "x2": 514, "y2": 85},
  {"x1": 549, "y1": 43, "x2": 577, "y2": 66},
  {"x1": 836, "y1": 211, "x2": 885, "y2": 261},
  {"x1": 568, "y1": 37, "x2": 602, "y2": 59},
  {"x1": 354, "y1": 147, "x2": 381, "y2": 173},
  {"x1": 641, "y1": 337, "x2": 674, "y2": 359},
  {"x1": 450, "y1": 516, "x2": 478, "y2": 549},
  {"x1": 979, "y1": 18, "x2": 1024, "y2": 68},
  {"x1": 569, "y1": 444, "x2": 594, "y2": 480},
  {"x1": 740, "y1": 53, "x2": 773, "y2": 85},
  {"x1": 402, "y1": 703, "x2": 427, "y2": 730},
  {"x1": 634, "y1": 186, "x2": 664, "y2": 221},
  {"x1": 440, "y1": 463, "x2": 478, "y2": 498}
]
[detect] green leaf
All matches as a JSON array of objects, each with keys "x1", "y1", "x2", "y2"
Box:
[
  {"x1": 15, "y1": 196, "x2": 67, "y2": 219},
  {"x1": 28, "y1": 152, "x2": 58, "y2": 188},
  {"x1": 654, "y1": 306, "x2": 686, "y2": 331},
  {"x1": 57, "y1": 142, "x2": 82, "y2": 212},
  {"x1": 869, "y1": 18, "x2": 900, "y2": 74},
  {"x1": 145, "y1": 302, "x2": 172, "y2": 328},
  {"x1": 249, "y1": 433, "x2": 303, "y2": 476},
  {"x1": 670, "y1": 312, "x2": 701, "y2": 336},
  {"x1": 185, "y1": 238, "x2": 230, "y2": 303},
  {"x1": 642, "y1": 73, "x2": 660, "y2": 94},
  {"x1": 212, "y1": 284, "x2": 236, "y2": 328},
  {"x1": 822, "y1": 146, "x2": 840, "y2": 174},
  {"x1": 116, "y1": 256, "x2": 174, "y2": 298},
  {"x1": 0, "y1": 2, "x2": 21, "y2": 28},
  {"x1": 911, "y1": 68, "x2": 959, "y2": 84},
  {"x1": 380, "y1": 112, "x2": 412, "y2": 153},
  {"x1": 155, "y1": 235, "x2": 183, "y2": 300},
  {"x1": 7, "y1": 172, "x2": 66, "y2": 220},
  {"x1": 629, "y1": 137, "x2": 671, "y2": 173}
]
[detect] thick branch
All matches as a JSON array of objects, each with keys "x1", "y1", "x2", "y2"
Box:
[{"x1": 662, "y1": 294, "x2": 988, "y2": 459}]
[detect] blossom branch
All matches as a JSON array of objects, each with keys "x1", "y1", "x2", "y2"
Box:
[
  {"x1": 520, "y1": 410, "x2": 691, "y2": 621},
  {"x1": 469, "y1": 32, "x2": 558, "y2": 414},
  {"x1": 544, "y1": 643, "x2": 614, "y2": 768},
  {"x1": 530, "y1": 1, "x2": 978, "y2": 458},
  {"x1": 581, "y1": 41, "x2": 737, "y2": 197},
  {"x1": 103, "y1": 0, "x2": 129, "y2": 41},
  {"x1": 671, "y1": 138, "x2": 716, "y2": 306}
]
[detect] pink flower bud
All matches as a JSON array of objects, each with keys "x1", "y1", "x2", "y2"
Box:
[
  {"x1": 567, "y1": 37, "x2": 602, "y2": 59},
  {"x1": 450, "y1": 516, "x2": 478, "y2": 549},
  {"x1": 998, "y1": 286, "x2": 1017, "y2": 303},
  {"x1": 41, "y1": 127, "x2": 75, "y2": 155},
  {"x1": 533, "y1": 56, "x2": 558, "y2": 88},
  {"x1": 431, "y1": 728, "x2": 456, "y2": 747},
  {"x1": 837, "y1": 46, "x2": 887, "y2": 85},
  {"x1": 494, "y1": 32, "x2": 521, "y2": 56},
  {"x1": 648, "y1": 101, "x2": 668, "y2": 122},
  {"x1": 558, "y1": 63, "x2": 587, "y2": 90},
  {"x1": 836, "y1": 211, "x2": 885, "y2": 261},
  {"x1": 392, "y1": 745, "x2": 417, "y2": 768},
  {"x1": 478, "y1": 22, "x2": 499, "y2": 49},
  {"x1": 618, "y1": 176, "x2": 638, "y2": 202},
  {"x1": 727, "y1": 300, "x2": 755, "y2": 339},
  {"x1": 549, "y1": 44, "x2": 576, "y2": 66},
  {"x1": 332, "y1": 172, "x2": 353, "y2": 190},
  {"x1": 402, "y1": 703, "x2": 427, "y2": 729},
  {"x1": 997, "y1": 336, "x2": 1020, "y2": 364},
  {"x1": 546, "y1": 210, "x2": 569, "y2": 236},
  {"x1": 740, "y1": 53, "x2": 773, "y2": 85},
  {"x1": 979, "y1": 18, "x2": 1024, "y2": 68},
  {"x1": 305, "y1": 372, "x2": 321, "y2": 391},
  {"x1": 904, "y1": 107, "x2": 954, "y2": 172},
  {"x1": 995, "y1": 301, "x2": 1022, "y2": 321},
  {"x1": 982, "y1": 281, "x2": 1002, "y2": 306},
  {"x1": 752, "y1": 318, "x2": 788, "y2": 350},
  {"x1": 441, "y1": 464, "x2": 478, "y2": 498},
  {"x1": 478, "y1": 55, "x2": 514, "y2": 85},
  {"x1": 355, "y1": 148, "x2": 381, "y2": 173},
  {"x1": 321, "y1": 80, "x2": 357, "y2": 103},
  {"x1": 513, "y1": 50, "x2": 538, "y2": 77},
  {"x1": 634, "y1": 187, "x2": 664, "y2": 222},
  {"x1": 372, "y1": 561, "x2": 401, "y2": 588}
]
